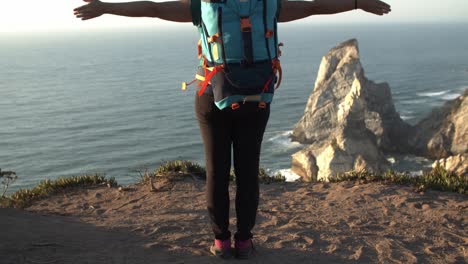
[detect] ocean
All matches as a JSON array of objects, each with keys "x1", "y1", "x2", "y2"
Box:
[{"x1": 1, "y1": 23, "x2": 468, "y2": 193}]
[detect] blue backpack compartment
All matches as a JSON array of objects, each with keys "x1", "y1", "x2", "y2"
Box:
[{"x1": 188, "y1": 0, "x2": 282, "y2": 110}]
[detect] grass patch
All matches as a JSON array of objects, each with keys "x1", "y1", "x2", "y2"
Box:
[
  {"x1": 139, "y1": 160, "x2": 207, "y2": 184},
  {"x1": 155, "y1": 160, "x2": 206, "y2": 177},
  {"x1": 0, "y1": 196, "x2": 13, "y2": 208},
  {"x1": 329, "y1": 165, "x2": 467, "y2": 194},
  {"x1": 230, "y1": 167, "x2": 286, "y2": 184},
  {"x1": 151, "y1": 160, "x2": 206, "y2": 181},
  {"x1": 255, "y1": 168, "x2": 286, "y2": 184},
  {"x1": 143, "y1": 160, "x2": 286, "y2": 184},
  {"x1": 2, "y1": 174, "x2": 117, "y2": 209}
]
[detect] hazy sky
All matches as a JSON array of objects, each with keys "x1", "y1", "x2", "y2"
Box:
[{"x1": 0, "y1": 0, "x2": 467, "y2": 33}]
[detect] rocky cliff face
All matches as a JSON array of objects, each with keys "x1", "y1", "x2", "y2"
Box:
[
  {"x1": 432, "y1": 154, "x2": 468, "y2": 177},
  {"x1": 291, "y1": 39, "x2": 411, "y2": 154},
  {"x1": 291, "y1": 39, "x2": 467, "y2": 181},
  {"x1": 410, "y1": 89, "x2": 468, "y2": 159},
  {"x1": 292, "y1": 130, "x2": 390, "y2": 182},
  {"x1": 291, "y1": 40, "x2": 394, "y2": 181},
  {"x1": 411, "y1": 89, "x2": 468, "y2": 176}
]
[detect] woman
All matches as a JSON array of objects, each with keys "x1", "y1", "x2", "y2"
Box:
[{"x1": 74, "y1": 0, "x2": 391, "y2": 259}]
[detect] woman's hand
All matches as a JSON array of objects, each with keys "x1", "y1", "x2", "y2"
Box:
[
  {"x1": 357, "y1": 0, "x2": 391, "y2": 16},
  {"x1": 74, "y1": 0, "x2": 106, "y2": 20}
]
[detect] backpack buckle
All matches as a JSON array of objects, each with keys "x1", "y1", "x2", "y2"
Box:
[{"x1": 240, "y1": 17, "x2": 252, "y2": 32}]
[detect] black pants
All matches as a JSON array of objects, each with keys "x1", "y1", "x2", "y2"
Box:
[{"x1": 195, "y1": 94, "x2": 270, "y2": 241}]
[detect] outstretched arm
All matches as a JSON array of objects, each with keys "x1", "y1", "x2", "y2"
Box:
[
  {"x1": 74, "y1": 0, "x2": 192, "y2": 22},
  {"x1": 279, "y1": 0, "x2": 391, "y2": 22}
]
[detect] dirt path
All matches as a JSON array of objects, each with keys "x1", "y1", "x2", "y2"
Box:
[{"x1": 1, "y1": 178, "x2": 466, "y2": 263}]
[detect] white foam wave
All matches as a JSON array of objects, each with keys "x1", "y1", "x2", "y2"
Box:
[
  {"x1": 417, "y1": 90, "x2": 449, "y2": 97},
  {"x1": 400, "y1": 98, "x2": 427, "y2": 105},
  {"x1": 400, "y1": 115, "x2": 415, "y2": 121},
  {"x1": 267, "y1": 130, "x2": 303, "y2": 150},
  {"x1": 268, "y1": 130, "x2": 293, "y2": 140},
  {"x1": 409, "y1": 170, "x2": 424, "y2": 177},
  {"x1": 441, "y1": 93, "x2": 462, "y2": 101},
  {"x1": 275, "y1": 169, "x2": 301, "y2": 182}
]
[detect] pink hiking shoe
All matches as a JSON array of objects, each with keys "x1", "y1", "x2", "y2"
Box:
[
  {"x1": 210, "y1": 239, "x2": 232, "y2": 259},
  {"x1": 235, "y1": 239, "x2": 256, "y2": 259}
]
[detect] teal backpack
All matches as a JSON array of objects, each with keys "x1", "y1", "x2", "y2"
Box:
[{"x1": 183, "y1": 0, "x2": 283, "y2": 110}]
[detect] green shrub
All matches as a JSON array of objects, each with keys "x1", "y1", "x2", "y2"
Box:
[
  {"x1": 152, "y1": 160, "x2": 206, "y2": 181},
  {"x1": 259, "y1": 168, "x2": 286, "y2": 184},
  {"x1": 330, "y1": 166, "x2": 467, "y2": 194},
  {"x1": 230, "y1": 167, "x2": 286, "y2": 184},
  {"x1": 6, "y1": 175, "x2": 117, "y2": 208},
  {"x1": 1, "y1": 169, "x2": 18, "y2": 197},
  {"x1": 417, "y1": 164, "x2": 467, "y2": 194},
  {"x1": 152, "y1": 160, "x2": 286, "y2": 184},
  {"x1": 0, "y1": 196, "x2": 13, "y2": 208}
]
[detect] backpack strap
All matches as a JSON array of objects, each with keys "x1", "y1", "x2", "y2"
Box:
[
  {"x1": 240, "y1": 16, "x2": 254, "y2": 65},
  {"x1": 262, "y1": 0, "x2": 272, "y2": 61}
]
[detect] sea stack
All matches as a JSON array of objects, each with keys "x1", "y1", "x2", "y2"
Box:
[
  {"x1": 291, "y1": 39, "x2": 468, "y2": 181},
  {"x1": 410, "y1": 89, "x2": 468, "y2": 159},
  {"x1": 291, "y1": 39, "x2": 410, "y2": 182},
  {"x1": 291, "y1": 39, "x2": 411, "y2": 153},
  {"x1": 410, "y1": 89, "x2": 468, "y2": 175}
]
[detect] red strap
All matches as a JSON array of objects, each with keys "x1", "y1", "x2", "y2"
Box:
[
  {"x1": 197, "y1": 39, "x2": 202, "y2": 59},
  {"x1": 198, "y1": 66, "x2": 223, "y2": 96},
  {"x1": 262, "y1": 76, "x2": 274, "y2": 93}
]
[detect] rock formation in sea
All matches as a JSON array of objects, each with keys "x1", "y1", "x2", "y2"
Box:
[
  {"x1": 408, "y1": 89, "x2": 467, "y2": 176},
  {"x1": 291, "y1": 39, "x2": 401, "y2": 181},
  {"x1": 291, "y1": 39, "x2": 411, "y2": 154},
  {"x1": 410, "y1": 89, "x2": 468, "y2": 159},
  {"x1": 291, "y1": 39, "x2": 468, "y2": 181}
]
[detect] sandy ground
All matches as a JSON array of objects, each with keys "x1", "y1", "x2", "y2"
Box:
[{"x1": 1, "y1": 176, "x2": 467, "y2": 264}]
